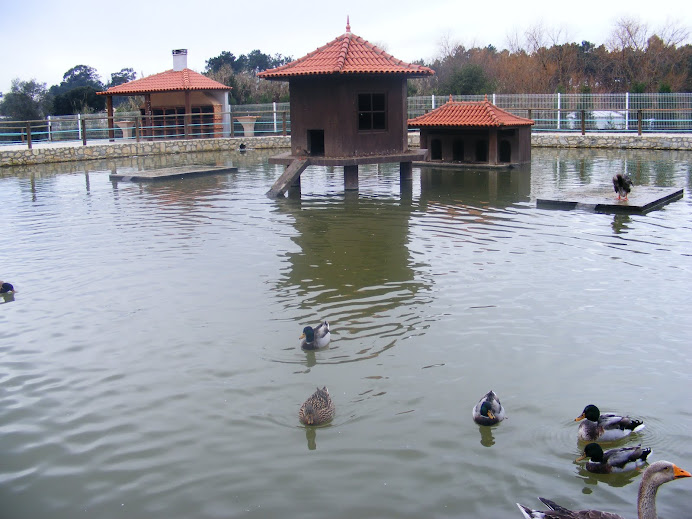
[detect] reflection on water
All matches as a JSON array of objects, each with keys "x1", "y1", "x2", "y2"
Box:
[{"x1": 0, "y1": 147, "x2": 691, "y2": 519}]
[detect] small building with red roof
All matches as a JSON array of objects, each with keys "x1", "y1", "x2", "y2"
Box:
[
  {"x1": 408, "y1": 96, "x2": 534, "y2": 166},
  {"x1": 258, "y1": 19, "x2": 434, "y2": 196},
  {"x1": 98, "y1": 50, "x2": 231, "y2": 140}
]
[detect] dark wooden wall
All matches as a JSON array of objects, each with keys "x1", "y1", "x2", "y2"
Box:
[
  {"x1": 288, "y1": 75, "x2": 409, "y2": 157},
  {"x1": 420, "y1": 126, "x2": 532, "y2": 165}
]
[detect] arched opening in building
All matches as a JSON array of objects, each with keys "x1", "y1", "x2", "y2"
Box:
[
  {"x1": 430, "y1": 139, "x2": 442, "y2": 160},
  {"x1": 452, "y1": 140, "x2": 464, "y2": 161},
  {"x1": 499, "y1": 140, "x2": 511, "y2": 162},
  {"x1": 475, "y1": 140, "x2": 488, "y2": 162}
]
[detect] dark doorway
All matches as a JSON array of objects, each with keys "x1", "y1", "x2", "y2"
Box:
[
  {"x1": 499, "y1": 140, "x2": 511, "y2": 162},
  {"x1": 475, "y1": 140, "x2": 488, "y2": 162},
  {"x1": 430, "y1": 139, "x2": 442, "y2": 160},
  {"x1": 452, "y1": 140, "x2": 464, "y2": 161},
  {"x1": 307, "y1": 129, "x2": 325, "y2": 156}
]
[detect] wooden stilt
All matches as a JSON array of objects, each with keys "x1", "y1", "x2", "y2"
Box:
[
  {"x1": 400, "y1": 161, "x2": 413, "y2": 182},
  {"x1": 344, "y1": 165, "x2": 359, "y2": 190}
]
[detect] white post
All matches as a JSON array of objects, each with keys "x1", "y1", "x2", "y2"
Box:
[
  {"x1": 432, "y1": 94, "x2": 436, "y2": 110},
  {"x1": 492, "y1": 93, "x2": 496, "y2": 105},
  {"x1": 273, "y1": 102, "x2": 277, "y2": 133},
  {"x1": 77, "y1": 113, "x2": 82, "y2": 140},
  {"x1": 556, "y1": 93, "x2": 561, "y2": 130},
  {"x1": 625, "y1": 92, "x2": 629, "y2": 131},
  {"x1": 47, "y1": 116, "x2": 52, "y2": 142}
]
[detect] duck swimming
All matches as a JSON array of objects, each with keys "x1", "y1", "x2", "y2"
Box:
[
  {"x1": 575, "y1": 404, "x2": 645, "y2": 442},
  {"x1": 472, "y1": 390, "x2": 506, "y2": 426},
  {"x1": 298, "y1": 386, "x2": 335, "y2": 426},
  {"x1": 613, "y1": 172, "x2": 634, "y2": 200},
  {"x1": 299, "y1": 321, "x2": 331, "y2": 350},
  {"x1": 0, "y1": 281, "x2": 15, "y2": 294},
  {"x1": 517, "y1": 460, "x2": 691, "y2": 519},
  {"x1": 577, "y1": 442, "x2": 652, "y2": 474}
]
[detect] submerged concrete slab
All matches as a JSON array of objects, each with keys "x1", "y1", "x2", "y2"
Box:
[
  {"x1": 109, "y1": 165, "x2": 237, "y2": 182},
  {"x1": 537, "y1": 185, "x2": 683, "y2": 214}
]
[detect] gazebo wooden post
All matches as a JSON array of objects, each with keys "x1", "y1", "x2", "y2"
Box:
[
  {"x1": 106, "y1": 96, "x2": 115, "y2": 142},
  {"x1": 488, "y1": 129, "x2": 498, "y2": 165},
  {"x1": 184, "y1": 91, "x2": 191, "y2": 139},
  {"x1": 144, "y1": 94, "x2": 153, "y2": 141}
]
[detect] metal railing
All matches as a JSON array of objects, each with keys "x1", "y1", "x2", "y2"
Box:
[{"x1": 1, "y1": 94, "x2": 690, "y2": 149}]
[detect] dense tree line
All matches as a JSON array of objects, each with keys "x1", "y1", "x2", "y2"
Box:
[
  {"x1": 1, "y1": 19, "x2": 690, "y2": 121},
  {"x1": 410, "y1": 19, "x2": 691, "y2": 96}
]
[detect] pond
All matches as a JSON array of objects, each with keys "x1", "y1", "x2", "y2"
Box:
[{"x1": 1, "y1": 147, "x2": 691, "y2": 519}]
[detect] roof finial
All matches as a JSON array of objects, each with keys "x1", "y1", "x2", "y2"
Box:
[
  {"x1": 449, "y1": 94, "x2": 453, "y2": 102},
  {"x1": 484, "y1": 94, "x2": 488, "y2": 102},
  {"x1": 346, "y1": 15, "x2": 351, "y2": 33}
]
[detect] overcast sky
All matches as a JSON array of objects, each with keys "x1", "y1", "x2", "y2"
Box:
[{"x1": 1, "y1": 0, "x2": 690, "y2": 94}]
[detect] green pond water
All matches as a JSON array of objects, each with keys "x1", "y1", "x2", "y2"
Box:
[{"x1": 1, "y1": 147, "x2": 691, "y2": 518}]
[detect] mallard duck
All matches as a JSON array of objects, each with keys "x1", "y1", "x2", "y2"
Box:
[
  {"x1": 472, "y1": 390, "x2": 506, "y2": 426},
  {"x1": 577, "y1": 442, "x2": 652, "y2": 474},
  {"x1": 613, "y1": 173, "x2": 634, "y2": 200},
  {"x1": 299, "y1": 321, "x2": 331, "y2": 350},
  {"x1": 0, "y1": 281, "x2": 15, "y2": 294},
  {"x1": 298, "y1": 386, "x2": 335, "y2": 426},
  {"x1": 575, "y1": 404, "x2": 645, "y2": 442},
  {"x1": 517, "y1": 460, "x2": 691, "y2": 519}
]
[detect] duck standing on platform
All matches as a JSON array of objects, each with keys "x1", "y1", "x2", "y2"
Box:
[
  {"x1": 300, "y1": 321, "x2": 331, "y2": 350},
  {"x1": 613, "y1": 172, "x2": 634, "y2": 200},
  {"x1": 577, "y1": 442, "x2": 652, "y2": 474},
  {"x1": 472, "y1": 390, "x2": 506, "y2": 426},
  {"x1": 575, "y1": 404, "x2": 645, "y2": 442}
]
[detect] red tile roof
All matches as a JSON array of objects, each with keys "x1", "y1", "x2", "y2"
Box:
[
  {"x1": 98, "y1": 69, "x2": 231, "y2": 95},
  {"x1": 408, "y1": 96, "x2": 534, "y2": 128},
  {"x1": 258, "y1": 23, "x2": 434, "y2": 79}
]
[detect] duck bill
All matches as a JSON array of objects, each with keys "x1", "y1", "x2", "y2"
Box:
[
  {"x1": 299, "y1": 333, "x2": 306, "y2": 339},
  {"x1": 674, "y1": 465, "x2": 692, "y2": 479},
  {"x1": 574, "y1": 413, "x2": 586, "y2": 422},
  {"x1": 575, "y1": 454, "x2": 587, "y2": 462},
  {"x1": 487, "y1": 411, "x2": 495, "y2": 420}
]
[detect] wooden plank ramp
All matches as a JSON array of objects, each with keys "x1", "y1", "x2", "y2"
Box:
[
  {"x1": 110, "y1": 165, "x2": 237, "y2": 182},
  {"x1": 537, "y1": 186, "x2": 683, "y2": 214},
  {"x1": 266, "y1": 158, "x2": 311, "y2": 197}
]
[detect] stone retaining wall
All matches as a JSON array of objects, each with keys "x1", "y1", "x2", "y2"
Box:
[
  {"x1": 531, "y1": 133, "x2": 692, "y2": 150},
  {"x1": 1, "y1": 132, "x2": 690, "y2": 167},
  {"x1": 0, "y1": 136, "x2": 291, "y2": 167}
]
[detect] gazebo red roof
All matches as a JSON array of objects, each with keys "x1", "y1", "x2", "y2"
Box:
[
  {"x1": 258, "y1": 20, "x2": 434, "y2": 79},
  {"x1": 408, "y1": 96, "x2": 534, "y2": 128},
  {"x1": 98, "y1": 69, "x2": 231, "y2": 96}
]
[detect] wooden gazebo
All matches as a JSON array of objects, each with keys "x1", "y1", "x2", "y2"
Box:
[
  {"x1": 98, "y1": 50, "x2": 232, "y2": 140},
  {"x1": 258, "y1": 19, "x2": 434, "y2": 196},
  {"x1": 408, "y1": 96, "x2": 534, "y2": 166}
]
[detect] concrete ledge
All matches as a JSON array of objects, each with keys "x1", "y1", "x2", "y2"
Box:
[
  {"x1": 537, "y1": 186, "x2": 684, "y2": 214},
  {"x1": 109, "y1": 165, "x2": 238, "y2": 182}
]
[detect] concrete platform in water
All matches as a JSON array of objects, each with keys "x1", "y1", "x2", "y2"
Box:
[
  {"x1": 537, "y1": 186, "x2": 683, "y2": 214},
  {"x1": 109, "y1": 165, "x2": 237, "y2": 182}
]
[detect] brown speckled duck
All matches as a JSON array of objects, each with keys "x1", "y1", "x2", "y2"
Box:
[{"x1": 298, "y1": 386, "x2": 335, "y2": 426}]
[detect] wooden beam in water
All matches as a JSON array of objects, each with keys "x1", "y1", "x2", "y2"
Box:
[{"x1": 266, "y1": 158, "x2": 311, "y2": 197}]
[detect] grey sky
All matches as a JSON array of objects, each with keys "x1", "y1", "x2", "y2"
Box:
[{"x1": 1, "y1": 0, "x2": 689, "y2": 94}]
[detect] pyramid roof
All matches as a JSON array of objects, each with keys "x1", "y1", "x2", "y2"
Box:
[
  {"x1": 98, "y1": 69, "x2": 230, "y2": 96},
  {"x1": 258, "y1": 21, "x2": 434, "y2": 79}
]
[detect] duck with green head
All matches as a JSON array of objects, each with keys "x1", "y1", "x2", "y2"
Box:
[
  {"x1": 472, "y1": 390, "x2": 506, "y2": 426},
  {"x1": 575, "y1": 404, "x2": 645, "y2": 442},
  {"x1": 299, "y1": 321, "x2": 331, "y2": 350},
  {"x1": 577, "y1": 442, "x2": 652, "y2": 474}
]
